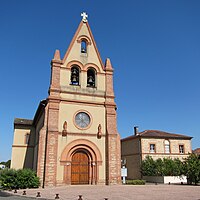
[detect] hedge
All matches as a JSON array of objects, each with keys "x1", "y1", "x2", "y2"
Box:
[
  {"x1": 126, "y1": 179, "x2": 146, "y2": 185},
  {"x1": 0, "y1": 168, "x2": 40, "y2": 190}
]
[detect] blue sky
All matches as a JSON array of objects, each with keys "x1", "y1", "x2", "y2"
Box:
[{"x1": 0, "y1": 0, "x2": 200, "y2": 161}]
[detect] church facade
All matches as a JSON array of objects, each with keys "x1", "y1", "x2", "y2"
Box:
[{"x1": 11, "y1": 13, "x2": 121, "y2": 187}]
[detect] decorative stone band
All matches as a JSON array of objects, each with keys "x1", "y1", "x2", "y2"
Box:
[
  {"x1": 58, "y1": 131, "x2": 106, "y2": 137},
  {"x1": 12, "y1": 145, "x2": 34, "y2": 148},
  {"x1": 51, "y1": 59, "x2": 63, "y2": 65}
]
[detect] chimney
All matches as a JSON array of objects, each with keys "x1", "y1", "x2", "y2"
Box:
[{"x1": 134, "y1": 126, "x2": 139, "y2": 136}]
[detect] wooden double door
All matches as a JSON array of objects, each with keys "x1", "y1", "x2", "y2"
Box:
[{"x1": 71, "y1": 151, "x2": 89, "y2": 184}]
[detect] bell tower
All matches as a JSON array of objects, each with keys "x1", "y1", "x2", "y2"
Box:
[{"x1": 37, "y1": 12, "x2": 121, "y2": 186}]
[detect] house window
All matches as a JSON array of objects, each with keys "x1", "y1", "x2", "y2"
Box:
[
  {"x1": 70, "y1": 66, "x2": 80, "y2": 85},
  {"x1": 81, "y1": 40, "x2": 87, "y2": 53},
  {"x1": 164, "y1": 140, "x2": 170, "y2": 153},
  {"x1": 150, "y1": 144, "x2": 155, "y2": 153},
  {"x1": 179, "y1": 145, "x2": 184, "y2": 154},
  {"x1": 87, "y1": 68, "x2": 95, "y2": 87}
]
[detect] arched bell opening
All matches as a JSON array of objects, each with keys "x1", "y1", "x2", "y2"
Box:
[
  {"x1": 87, "y1": 68, "x2": 96, "y2": 87},
  {"x1": 70, "y1": 65, "x2": 80, "y2": 85},
  {"x1": 81, "y1": 40, "x2": 87, "y2": 53}
]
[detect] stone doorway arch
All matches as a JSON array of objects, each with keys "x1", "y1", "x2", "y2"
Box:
[{"x1": 60, "y1": 139, "x2": 102, "y2": 185}]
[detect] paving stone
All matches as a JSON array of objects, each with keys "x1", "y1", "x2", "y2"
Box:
[{"x1": 2, "y1": 185, "x2": 200, "y2": 200}]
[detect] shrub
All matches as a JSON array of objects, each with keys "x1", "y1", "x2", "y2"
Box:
[
  {"x1": 16, "y1": 169, "x2": 40, "y2": 189},
  {"x1": 0, "y1": 169, "x2": 17, "y2": 189},
  {"x1": 126, "y1": 179, "x2": 146, "y2": 185},
  {"x1": 0, "y1": 168, "x2": 40, "y2": 190}
]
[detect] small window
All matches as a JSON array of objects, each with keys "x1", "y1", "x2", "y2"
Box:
[
  {"x1": 25, "y1": 133, "x2": 30, "y2": 145},
  {"x1": 70, "y1": 66, "x2": 80, "y2": 85},
  {"x1": 179, "y1": 145, "x2": 184, "y2": 154},
  {"x1": 164, "y1": 140, "x2": 170, "y2": 153},
  {"x1": 150, "y1": 144, "x2": 155, "y2": 153},
  {"x1": 81, "y1": 40, "x2": 87, "y2": 53},
  {"x1": 87, "y1": 68, "x2": 95, "y2": 87}
]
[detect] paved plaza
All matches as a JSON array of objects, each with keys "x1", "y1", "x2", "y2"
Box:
[{"x1": 1, "y1": 184, "x2": 200, "y2": 200}]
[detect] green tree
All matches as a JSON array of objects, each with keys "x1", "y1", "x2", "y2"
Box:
[
  {"x1": 183, "y1": 153, "x2": 200, "y2": 185},
  {"x1": 0, "y1": 160, "x2": 11, "y2": 168},
  {"x1": 173, "y1": 158, "x2": 184, "y2": 176},
  {"x1": 162, "y1": 157, "x2": 183, "y2": 176},
  {"x1": 5, "y1": 160, "x2": 11, "y2": 168},
  {"x1": 141, "y1": 156, "x2": 184, "y2": 177},
  {"x1": 141, "y1": 156, "x2": 157, "y2": 176},
  {"x1": 155, "y1": 158, "x2": 164, "y2": 176}
]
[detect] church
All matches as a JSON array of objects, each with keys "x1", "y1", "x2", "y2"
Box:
[{"x1": 11, "y1": 13, "x2": 121, "y2": 187}]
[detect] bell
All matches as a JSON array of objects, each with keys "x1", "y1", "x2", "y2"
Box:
[
  {"x1": 72, "y1": 75, "x2": 77, "y2": 82},
  {"x1": 72, "y1": 69, "x2": 77, "y2": 74},
  {"x1": 81, "y1": 48, "x2": 86, "y2": 53},
  {"x1": 88, "y1": 76, "x2": 93, "y2": 83}
]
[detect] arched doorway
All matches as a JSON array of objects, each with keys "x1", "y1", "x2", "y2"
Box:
[
  {"x1": 60, "y1": 139, "x2": 103, "y2": 185},
  {"x1": 71, "y1": 150, "x2": 89, "y2": 184}
]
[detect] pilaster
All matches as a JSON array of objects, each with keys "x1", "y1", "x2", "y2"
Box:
[
  {"x1": 44, "y1": 99, "x2": 59, "y2": 186},
  {"x1": 105, "y1": 58, "x2": 121, "y2": 185},
  {"x1": 43, "y1": 50, "x2": 61, "y2": 186}
]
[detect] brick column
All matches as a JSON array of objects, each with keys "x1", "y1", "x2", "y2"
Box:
[
  {"x1": 44, "y1": 100, "x2": 59, "y2": 186},
  {"x1": 105, "y1": 58, "x2": 121, "y2": 185},
  {"x1": 44, "y1": 50, "x2": 61, "y2": 186}
]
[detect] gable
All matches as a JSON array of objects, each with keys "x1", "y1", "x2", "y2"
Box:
[{"x1": 62, "y1": 21, "x2": 104, "y2": 73}]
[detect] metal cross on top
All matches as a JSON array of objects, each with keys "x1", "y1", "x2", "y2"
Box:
[{"x1": 81, "y1": 12, "x2": 88, "y2": 22}]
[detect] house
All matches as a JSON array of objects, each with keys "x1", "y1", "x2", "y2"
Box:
[
  {"x1": 11, "y1": 13, "x2": 121, "y2": 187},
  {"x1": 193, "y1": 148, "x2": 200, "y2": 156},
  {"x1": 121, "y1": 127, "x2": 192, "y2": 179}
]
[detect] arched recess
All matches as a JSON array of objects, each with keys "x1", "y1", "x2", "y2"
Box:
[
  {"x1": 60, "y1": 139, "x2": 102, "y2": 185},
  {"x1": 77, "y1": 35, "x2": 92, "y2": 54},
  {"x1": 77, "y1": 35, "x2": 92, "y2": 45},
  {"x1": 66, "y1": 60, "x2": 84, "y2": 70},
  {"x1": 84, "y1": 63, "x2": 101, "y2": 73}
]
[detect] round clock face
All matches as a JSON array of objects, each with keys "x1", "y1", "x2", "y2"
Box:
[{"x1": 75, "y1": 112, "x2": 91, "y2": 128}]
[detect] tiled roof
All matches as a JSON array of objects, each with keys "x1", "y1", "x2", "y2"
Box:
[
  {"x1": 14, "y1": 118, "x2": 33, "y2": 125},
  {"x1": 193, "y1": 148, "x2": 200, "y2": 155},
  {"x1": 121, "y1": 130, "x2": 192, "y2": 141},
  {"x1": 139, "y1": 130, "x2": 192, "y2": 139}
]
